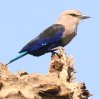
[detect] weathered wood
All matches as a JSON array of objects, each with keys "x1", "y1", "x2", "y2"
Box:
[{"x1": 0, "y1": 47, "x2": 91, "y2": 99}]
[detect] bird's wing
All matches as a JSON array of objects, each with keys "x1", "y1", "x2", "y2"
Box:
[{"x1": 19, "y1": 24, "x2": 65, "y2": 53}]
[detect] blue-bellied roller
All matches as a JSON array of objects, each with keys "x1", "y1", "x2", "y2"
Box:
[{"x1": 7, "y1": 10, "x2": 90, "y2": 65}]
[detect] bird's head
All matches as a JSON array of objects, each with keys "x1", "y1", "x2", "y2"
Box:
[
  {"x1": 57, "y1": 10, "x2": 90, "y2": 26},
  {"x1": 61, "y1": 10, "x2": 90, "y2": 20}
]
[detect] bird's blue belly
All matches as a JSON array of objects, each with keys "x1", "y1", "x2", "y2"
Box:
[
  {"x1": 29, "y1": 45, "x2": 50, "y2": 56},
  {"x1": 29, "y1": 41, "x2": 62, "y2": 56}
]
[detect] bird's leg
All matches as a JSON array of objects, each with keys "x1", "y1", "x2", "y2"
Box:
[
  {"x1": 50, "y1": 46, "x2": 61, "y2": 51},
  {"x1": 50, "y1": 46, "x2": 63, "y2": 56},
  {"x1": 50, "y1": 50, "x2": 58, "y2": 55}
]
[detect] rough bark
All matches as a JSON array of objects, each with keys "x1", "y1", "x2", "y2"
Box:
[{"x1": 0, "y1": 47, "x2": 92, "y2": 99}]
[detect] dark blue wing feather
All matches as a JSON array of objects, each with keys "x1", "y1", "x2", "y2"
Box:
[{"x1": 19, "y1": 24, "x2": 65, "y2": 55}]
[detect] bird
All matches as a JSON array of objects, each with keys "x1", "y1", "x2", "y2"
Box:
[{"x1": 6, "y1": 10, "x2": 90, "y2": 65}]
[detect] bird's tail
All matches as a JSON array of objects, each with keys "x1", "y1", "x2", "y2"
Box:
[{"x1": 6, "y1": 51, "x2": 28, "y2": 65}]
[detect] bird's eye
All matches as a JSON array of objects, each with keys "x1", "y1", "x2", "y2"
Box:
[{"x1": 70, "y1": 14, "x2": 77, "y2": 16}]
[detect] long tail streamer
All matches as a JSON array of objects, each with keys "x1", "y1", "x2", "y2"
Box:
[{"x1": 6, "y1": 51, "x2": 28, "y2": 65}]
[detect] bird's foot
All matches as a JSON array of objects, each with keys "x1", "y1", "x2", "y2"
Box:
[
  {"x1": 49, "y1": 46, "x2": 64, "y2": 58},
  {"x1": 51, "y1": 51, "x2": 58, "y2": 55},
  {"x1": 50, "y1": 46, "x2": 64, "y2": 55},
  {"x1": 50, "y1": 46, "x2": 63, "y2": 51},
  {"x1": 50, "y1": 47, "x2": 58, "y2": 51}
]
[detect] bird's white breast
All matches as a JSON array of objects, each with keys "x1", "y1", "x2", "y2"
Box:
[{"x1": 61, "y1": 29, "x2": 77, "y2": 46}]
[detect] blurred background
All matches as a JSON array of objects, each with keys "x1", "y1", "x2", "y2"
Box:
[{"x1": 0, "y1": 0, "x2": 99, "y2": 99}]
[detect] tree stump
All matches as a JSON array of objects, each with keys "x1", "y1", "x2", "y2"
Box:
[{"x1": 0, "y1": 47, "x2": 92, "y2": 99}]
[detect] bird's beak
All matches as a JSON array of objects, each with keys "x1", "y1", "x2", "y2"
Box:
[{"x1": 79, "y1": 14, "x2": 91, "y2": 19}]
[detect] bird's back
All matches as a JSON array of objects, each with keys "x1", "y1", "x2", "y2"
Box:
[{"x1": 19, "y1": 24, "x2": 65, "y2": 56}]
